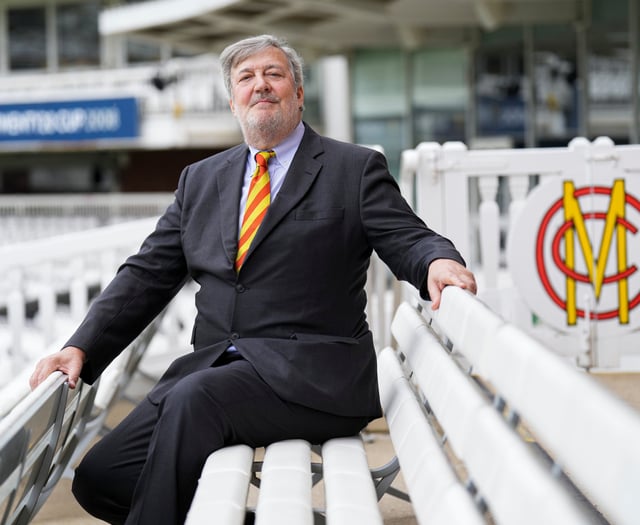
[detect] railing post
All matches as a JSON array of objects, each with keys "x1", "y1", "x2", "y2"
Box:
[
  {"x1": 415, "y1": 142, "x2": 444, "y2": 233},
  {"x1": 70, "y1": 260, "x2": 88, "y2": 323},
  {"x1": 8, "y1": 286, "x2": 25, "y2": 364},
  {"x1": 478, "y1": 176, "x2": 500, "y2": 291}
]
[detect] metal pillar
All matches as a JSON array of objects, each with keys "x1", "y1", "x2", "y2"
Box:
[
  {"x1": 523, "y1": 25, "x2": 536, "y2": 147},
  {"x1": 630, "y1": 0, "x2": 639, "y2": 143},
  {"x1": 576, "y1": 0, "x2": 591, "y2": 139}
]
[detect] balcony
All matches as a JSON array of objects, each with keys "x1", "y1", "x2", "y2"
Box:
[{"x1": 0, "y1": 54, "x2": 242, "y2": 152}]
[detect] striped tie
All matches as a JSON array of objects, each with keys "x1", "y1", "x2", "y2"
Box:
[{"x1": 235, "y1": 150, "x2": 276, "y2": 271}]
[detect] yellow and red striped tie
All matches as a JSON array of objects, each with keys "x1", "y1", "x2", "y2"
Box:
[{"x1": 235, "y1": 150, "x2": 275, "y2": 271}]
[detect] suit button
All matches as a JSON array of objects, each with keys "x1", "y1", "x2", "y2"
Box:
[
  {"x1": 235, "y1": 284, "x2": 246, "y2": 293},
  {"x1": 230, "y1": 332, "x2": 239, "y2": 340}
]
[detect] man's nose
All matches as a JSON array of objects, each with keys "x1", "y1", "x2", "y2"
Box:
[{"x1": 254, "y1": 73, "x2": 270, "y2": 92}]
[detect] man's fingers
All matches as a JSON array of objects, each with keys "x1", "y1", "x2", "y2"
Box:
[
  {"x1": 29, "y1": 347, "x2": 85, "y2": 390},
  {"x1": 29, "y1": 360, "x2": 55, "y2": 390},
  {"x1": 427, "y1": 259, "x2": 478, "y2": 310},
  {"x1": 428, "y1": 281, "x2": 442, "y2": 310}
]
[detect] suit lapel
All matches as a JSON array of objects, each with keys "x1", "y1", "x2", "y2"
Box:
[
  {"x1": 216, "y1": 145, "x2": 249, "y2": 266},
  {"x1": 242, "y1": 125, "x2": 324, "y2": 267}
]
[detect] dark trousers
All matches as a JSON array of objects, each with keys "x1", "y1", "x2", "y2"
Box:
[{"x1": 72, "y1": 354, "x2": 370, "y2": 525}]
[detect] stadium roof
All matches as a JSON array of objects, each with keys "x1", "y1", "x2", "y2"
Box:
[{"x1": 100, "y1": 0, "x2": 582, "y2": 57}]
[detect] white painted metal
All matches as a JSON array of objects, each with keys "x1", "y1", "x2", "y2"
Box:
[
  {"x1": 378, "y1": 346, "x2": 483, "y2": 524},
  {"x1": 322, "y1": 436, "x2": 383, "y2": 525},
  {"x1": 185, "y1": 444, "x2": 254, "y2": 525},
  {"x1": 400, "y1": 137, "x2": 640, "y2": 368},
  {"x1": 392, "y1": 302, "x2": 592, "y2": 524},
  {"x1": 433, "y1": 285, "x2": 640, "y2": 525},
  {"x1": 255, "y1": 440, "x2": 313, "y2": 525}
]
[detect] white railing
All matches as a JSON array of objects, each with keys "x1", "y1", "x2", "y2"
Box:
[
  {"x1": 399, "y1": 137, "x2": 640, "y2": 369},
  {"x1": 0, "y1": 219, "x2": 158, "y2": 380},
  {"x1": 0, "y1": 192, "x2": 173, "y2": 244},
  {"x1": 0, "y1": 223, "x2": 397, "y2": 402}
]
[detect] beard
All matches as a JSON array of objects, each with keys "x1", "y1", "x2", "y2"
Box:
[{"x1": 239, "y1": 95, "x2": 301, "y2": 149}]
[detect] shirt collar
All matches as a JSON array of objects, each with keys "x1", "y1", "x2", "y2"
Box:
[{"x1": 248, "y1": 121, "x2": 305, "y2": 170}]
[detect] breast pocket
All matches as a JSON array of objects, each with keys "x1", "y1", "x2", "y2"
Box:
[{"x1": 294, "y1": 208, "x2": 345, "y2": 221}]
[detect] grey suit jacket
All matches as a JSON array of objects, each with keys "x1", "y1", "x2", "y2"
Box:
[{"x1": 69, "y1": 123, "x2": 464, "y2": 418}]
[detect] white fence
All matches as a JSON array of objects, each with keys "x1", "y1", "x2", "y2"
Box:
[
  {"x1": 0, "y1": 219, "x2": 157, "y2": 371},
  {"x1": 0, "y1": 192, "x2": 173, "y2": 245},
  {"x1": 400, "y1": 136, "x2": 640, "y2": 369},
  {"x1": 0, "y1": 215, "x2": 201, "y2": 420}
]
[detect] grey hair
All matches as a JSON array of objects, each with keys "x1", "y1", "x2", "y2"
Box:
[{"x1": 220, "y1": 34, "x2": 304, "y2": 98}]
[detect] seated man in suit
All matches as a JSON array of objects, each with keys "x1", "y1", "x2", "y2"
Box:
[{"x1": 30, "y1": 34, "x2": 476, "y2": 524}]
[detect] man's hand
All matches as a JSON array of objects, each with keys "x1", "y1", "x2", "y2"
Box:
[
  {"x1": 427, "y1": 259, "x2": 477, "y2": 310},
  {"x1": 29, "y1": 346, "x2": 86, "y2": 390}
]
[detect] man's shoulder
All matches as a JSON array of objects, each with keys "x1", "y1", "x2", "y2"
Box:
[
  {"x1": 302, "y1": 123, "x2": 383, "y2": 159},
  {"x1": 188, "y1": 143, "x2": 247, "y2": 170}
]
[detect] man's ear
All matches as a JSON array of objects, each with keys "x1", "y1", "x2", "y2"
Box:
[{"x1": 229, "y1": 99, "x2": 235, "y2": 115}]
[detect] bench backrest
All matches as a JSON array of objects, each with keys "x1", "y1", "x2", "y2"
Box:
[
  {"x1": 433, "y1": 285, "x2": 640, "y2": 525},
  {"x1": 0, "y1": 372, "x2": 68, "y2": 525},
  {"x1": 0, "y1": 306, "x2": 165, "y2": 524},
  {"x1": 377, "y1": 345, "x2": 484, "y2": 524},
  {"x1": 391, "y1": 300, "x2": 597, "y2": 524}
]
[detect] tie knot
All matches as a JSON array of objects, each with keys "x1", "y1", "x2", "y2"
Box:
[{"x1": 255, "y1": 150, "x2": 275, "y2": 170}]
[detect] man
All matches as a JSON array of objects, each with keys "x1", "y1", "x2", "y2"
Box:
[{"x1": 30, "y1": 34, "x2": 476, "y2": 524}]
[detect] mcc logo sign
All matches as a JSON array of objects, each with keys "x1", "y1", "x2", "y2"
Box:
[{"x1": 508, "y1": 175, "x2": 640, "y2": 336}]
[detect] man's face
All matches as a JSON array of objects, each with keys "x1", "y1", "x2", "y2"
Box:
[{"x1": 229, "y1": 47, "x2": 304, "y2": 148}]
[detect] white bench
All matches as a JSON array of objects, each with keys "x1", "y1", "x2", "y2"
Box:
[
  {"x1": 188, "y1": 287, "x2": 640, "y2": 524},
  {"x1": 392, "y1": 286, "x2": 640, "y2": 524},
  {"x1": 0, "y1": 314, "x2": 165, "y2": 525},
  {"x1": 186, "y1": 435, "x2": 387, "y2": 525},
  {"x1": 0, "y1": 371, "x2": 92, "y2": 525}
]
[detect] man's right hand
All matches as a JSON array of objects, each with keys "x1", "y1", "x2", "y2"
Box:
[{"x1": 29, "y1": 346, "x2": 86, "y2": 390}]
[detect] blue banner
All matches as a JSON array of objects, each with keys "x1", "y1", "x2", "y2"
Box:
[{"x1": 0, "y1": 97, "x2": 139, "y2": 142}]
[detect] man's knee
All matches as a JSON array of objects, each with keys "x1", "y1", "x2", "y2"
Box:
[{"x1": 72, "y1": 447, "x2": 132, "y2": 523}]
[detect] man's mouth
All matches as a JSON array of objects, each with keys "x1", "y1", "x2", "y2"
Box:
[{"x1": 252, "y1": 97, "x2": 278, "y2": 107}]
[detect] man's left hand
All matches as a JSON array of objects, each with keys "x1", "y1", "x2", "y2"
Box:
[{"x1": 427, "y1": 259, "x2": 477, "y2": 310}]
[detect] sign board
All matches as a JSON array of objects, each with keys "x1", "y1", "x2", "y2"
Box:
[
  {"x1": 507, "y1": 173, "x2": 640, "y2": 337},
  {"x1": 0, "y1": 97, "x2": 139, "y2": 142}
]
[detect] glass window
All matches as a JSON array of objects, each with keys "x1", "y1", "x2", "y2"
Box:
[
  {"x1": 474, "y1": 28, "x2": 526, "y2": 145},
  {"x1": 9, "y1": 7, "x2": 46, "y2": 70},
  {"x1": 352, "y1": 50, "x2": 407, "y2": 118},
  {"x1": 532, "y1": 25, "x2": 578, "y2": 145},
  {"x1": 413, "y1": 48, "x2": 467, "y2": 109},
  {"x1": 127, "y1": 38, "x2": 162, "y2": 64},
  {"x1": 57, "y1": 1, "x2": 100, "y2": 68},
  {"x1": 354, "y1": 117, "x2": 406, "y2": 176},
  {"x1": 588, "y1": 0, "x2": 632, "y2": 141},
  {"x1": 412, "y1": 48, "x2": 468, "y2": 144},
  {"x1": 352, "y1": 50, "x2": 407, "y2": 175}
]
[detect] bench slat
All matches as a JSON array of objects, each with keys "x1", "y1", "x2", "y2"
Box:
[
  {"x1": 392, "y1": 303, "x2": 592, "y2": 525},
  {"x1": 0, "y1": 372, "x2": 68, "y2": 525},
  {"x1": 490, "y1": 324, "x2": 640, "y2": 525},
  {"x1": 433, "y1": 285, "x2": 504, "y2": 365},
  {"x1": 436, "y1": 286, "x2": 640, "y2": 525},
  {"x1": 185, "y1": 444, "x2": 254, "y2": 525},
  {"x1": 255, "y1": 439, "x2": 313, "y2": 525},
  {"x1": 377, "y1": 347, "x2": 483, "y2": 525},
  {"x1": 322, "y1": 436, "x2": 383, "y2": 525}
]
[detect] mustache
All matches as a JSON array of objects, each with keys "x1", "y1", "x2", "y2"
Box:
[{"x1": 250, "y1": 95, "x2": 279, "y2": 106}]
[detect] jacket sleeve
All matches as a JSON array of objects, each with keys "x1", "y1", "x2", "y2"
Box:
[
  {"x1": 68, "y1": 167, "x2": 190, "y2": 383},
  {"x1": 358, "y1": 149, "x2": 465, "y2": 300}
]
